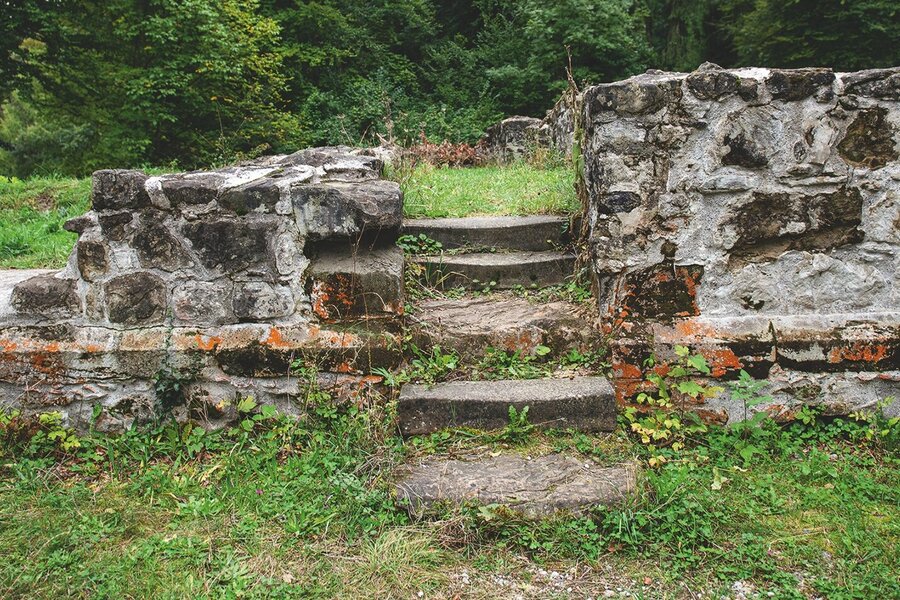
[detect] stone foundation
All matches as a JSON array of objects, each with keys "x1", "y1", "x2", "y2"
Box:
[
  {"x1": 571, "y1": 64, "x2": 900, "y2": 421},
  {"x1": 0, "y1": 147, "x2": 404, "y2": 430}
]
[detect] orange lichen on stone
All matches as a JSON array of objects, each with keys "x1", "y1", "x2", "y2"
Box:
[
  {"x1": 195, "y1": 335, "x2": 222, "y2": 351},
  {"x1": 264, "y1": 327, "x2": 294, "y2": 349},
  {"x1": 612, "y1": 361, "x2": 642, "y2": 380},
  {"x1": 828, "y1": 342, "x2": 888, "y2": 364},
  {"x1": 702, "y1": 347, "x2": 743, "y2": 377},
  {"x1": 672, "y1": 319, "x2": 718, "y2": 340}
]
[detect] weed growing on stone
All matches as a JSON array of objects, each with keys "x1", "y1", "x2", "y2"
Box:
[{"x1": 396, "y1": 233, "x2": 443, "y2": 255}]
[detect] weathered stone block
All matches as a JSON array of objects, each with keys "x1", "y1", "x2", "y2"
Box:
[
  {"x1": 837, "y1": 107, "x2": 897, "y2": 168},
  {"x1": 396, "y1": 454, "x2": 637, "y2": 517},
  {"x1": 159, "y1": 173, "x2": 220, "y2": 207},
  {"x1": 11, "y1": 275, "x2": 79, "y2": 317},
  {"x1": 91, "y1": 169, "x2": 150, "y2": 210},
  {"x1": 76, "y1": 239, "x2": 109, "y2": 282},
  {"x1": 292, "y1": 180, "x2": 403, "y2": 240},
  {"x1": 105, "y1": 272, "x2": 167, "y2": 325},
  {"x1": 172, "y1": 280, "x2": 232, "y2": 325},
  {"x1": 232, "y1": 282, "x2": 295, "y2": 321},
  {"x1": 133, "y1": 219, "x2": 194, "y2": 271},
  {"x1": 183, "y1": 218, "x2": 275, "y2": 273},
  {"x1": 765, "y1": 68, "x2": 834, "y2": 101},
  {"x1": 308, "y1": 245, "x2": 403, "y2": 320}
]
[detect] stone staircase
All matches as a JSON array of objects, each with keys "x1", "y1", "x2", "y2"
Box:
[
  {"x1": 405, "y1": 215, "x2": 575, "y2": 289},
  {"x1": 393, "y1": 215, "x2": 636, "y2": 517}
]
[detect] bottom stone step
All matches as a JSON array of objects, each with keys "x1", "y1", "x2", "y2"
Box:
[
  {"x1": 395, "y1": 454, "x2": 638, "y2": 517},
  {"x1": 398, "y1": 377, "x2": 616, "y2": 436}
]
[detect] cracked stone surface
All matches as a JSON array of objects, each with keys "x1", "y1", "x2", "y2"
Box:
[{"x1": 395, "y1": 453, "x2": 637, "y2": 517}]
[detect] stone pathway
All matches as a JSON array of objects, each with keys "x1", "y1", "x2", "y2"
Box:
[{"x1": 395, "y1": 214, "x2": 635, "y2": 517}]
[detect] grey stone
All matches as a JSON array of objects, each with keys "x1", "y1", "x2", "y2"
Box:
[
  {"x1": 218, "y1": 176, "x2": 282, "y2": 215},
  {"x1": 398, "y1": 376, "x2": 616, "y2": 436},
  {"x1": 63, "y1": 214, "x2": 97, "y2": 234},
  {"x1": 172, "y1": 280, "x2": 232, "y2": 325},
  {"x1": 10, "y1": 274, "x2": 80, "y2": 317},
  {"x1": 76, "y1": 239, "x2": 109, "y2": 282},
  {"x1": 686, "y1": 69, "x2": 739, "y2": 100},
  {"x1": 840, "y1": 67, "x2": 900, "y2": 100},
  {"x1": 133, "y1": 219, "x2": 194, "y2": 271},
  {"x1": 104, "y1": 272, "x2": 167, "y2": 325},
  {"x1": 159, "y1": 173, "x2": 221, "y2": 207},
  {"x1": 97, "y1": 211, "x2": 134, "y2": 241},
  {"x1": 765, "y1": 68, "x2": 835, "y2": 101},
  {"x1": 479, "y1": 116, "x2": 547, "y2": 162},
  {"x1": 292, "y1": 180, "x2": 403, "y2": 240},
  {"x1": 412, "y1": 250, "x2": 575, "y2": 290},
  {"x1": 837, "y1": 107, "x2": 897, "y2": 168},
  {"x1": 91, "y1": 169, "x2": 150, "y2": 211},
  {"x1": 410, "y1": 296, "x2": 600, "y2": 361},
  {"x1": 183, "y1": 217, "x2": 275, "y2": 273},
  {"x1": 279, "y1": 146, "x2": 383, "y2": 174},
  {"x1": 232, "y1": 282, "x2": 295, "y2": 321},
  {"x1": 395, "y1": 454, "x2": 637, "y2": 517},
  {"x1": 308, "y1": 245, "x2": 404, "y2": 319},
  {"x1": 402, "y1": 215, "x2": 570, "y2": 251}
]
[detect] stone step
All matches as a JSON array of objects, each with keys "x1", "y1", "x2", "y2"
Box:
[
  {"x1": 398, "y1": 376, "x2": 616, "y2": 436},
  {"x1": 409, "y1": 295, "x2": 600, "y2": 361},
  {"x1": 395, "y1": 453, "x2": 637, "y2": 517},
  {"x1": 412, "y1": 250, "x2": 574, "y2": 290},
  {"x1": 402, "y1": 215, "x2": 570, "y2": 252}
]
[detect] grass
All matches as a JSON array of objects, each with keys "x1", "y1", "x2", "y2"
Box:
[
  {"x1": 1, "y1": 400, "x2": 898, "y2": 599},
  {"x1": 397, "y1": 162, "x2": 579, "y2": 218},
  {"x1": 0, "y1": 175, "x2": 91, "y2": 269}
]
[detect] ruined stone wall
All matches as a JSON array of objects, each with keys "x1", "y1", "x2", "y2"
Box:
[
  {"x1": 577, "y1": 64, "x2": 900, "y2": 421},
  {"x1": 0, "y1": 148, "x2": 405, "y2": 431}
]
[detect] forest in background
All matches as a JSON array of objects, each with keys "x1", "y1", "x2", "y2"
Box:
[{"x1": 1, "y1": 0, "x2": 898, "y2": 177}]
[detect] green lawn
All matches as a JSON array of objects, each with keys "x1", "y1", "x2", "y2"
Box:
[
  {"x1": 397, "y1": 163, "x2": 579, "y2": 218},
  {"x1": 1, "y1": 401, "x2": 897, "y2": 599},
  {"x1": 0, "y1": 176, "x2": 91, "y2": 269}
]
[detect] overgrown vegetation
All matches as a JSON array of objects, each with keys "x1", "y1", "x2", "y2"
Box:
[{"x1": 2, "y1": 381, "x2": 898, "y2": 597}]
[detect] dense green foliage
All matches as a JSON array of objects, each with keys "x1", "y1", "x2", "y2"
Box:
[{"x1": 2, "y1": 0, "x2": 898, "y2": 176}]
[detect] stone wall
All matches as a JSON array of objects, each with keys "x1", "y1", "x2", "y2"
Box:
[
  {"x1": 0, "y1": 147, "x2": 405, "y2": 431},
  {"x1": 576, "y1": 64, "x2": 900, "y2": 422}
]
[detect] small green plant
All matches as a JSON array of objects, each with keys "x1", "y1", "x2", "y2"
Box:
[
  {"x1": 511, "y1": 280, "x2": 593, "y2": 304},
  {"x1": 498, "y1": 405, "x2": 535, "y2": 443},
  {"x1": 622, "y1": 345, "x2": 719, "y2": 457},
  {"x1": 376, "y1": 344, "x2": 460, "y2": 388},
  {"x1": 474, "y1": 345, "x2": 551, "y2": 380},
  {"x1": 558, "y1": 348, "x2": 609, "y2": 373},
  {"x1": 396, "y1": 233, "x2": 443, "y2": 255},
  {"x1": 850, "y1": 397, "x2": 899, "y2": 450},
  {"x1": 0, "y1": 410, "x2": 81, "y2": 458}
]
